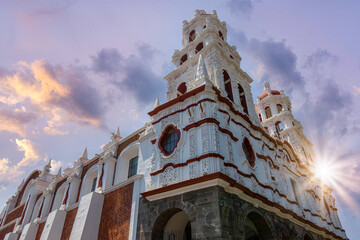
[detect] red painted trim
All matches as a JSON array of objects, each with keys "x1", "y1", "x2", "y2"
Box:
[
  {"x1": 183, "y1": 118, "x2": 238, "y2": 142},
  {"x1": 217, "y1": 106, "x2": 301, "y2": 164},
  {"x1": 149, "y1": 85, "x2": 206, "y2": 116},
  {"x1": 18, "y1": 194, "x2": 30, "y2": 225},
  {"x1": 141, "y1": 172, "x2": 346, "y2": 239},
  {"x1": 37, "y1": 197, "x2": 45, "y2": 218},
  {"x1": 62, "y1": 182, "x2": 70, "y2": 205},
  {"x1": 152, "y1": 98, "x2": 216, "y2": 125},
  {"x1": 150, "y1": 153, "x2": 224, "y2": 176},
  {"x1": 256, "y1": 153, "x2": 279, "y2": 170},
  {"x1": 158, "y1": 125, "x2": 181, "y2": 156},
  {"x1": 98, "y1": 163, "x2": 105, "y2": 188},
  {"x1": 76, "y1": 158, "x2": 100, "y2": 202},
  {"x1": 3, "y1": 204, "x2": 24, "y2": 225},
  {"x1": 143, "y1": 172, "x2": 223, "y2": 196},
  {"x1": 15, "y1": 170, "x2": 40, "y2": 207},
  {"x1": 49, "y1": 178, "x2": 67, "y2": 211},
  {"x1": 151, "y1": 139, "x2": 157, "y2": 144}
]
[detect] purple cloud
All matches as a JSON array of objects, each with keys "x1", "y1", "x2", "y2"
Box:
[
  {"x1": 230, "y1": 29, "x2": 305, "y2": 93},
  {"x1": 228, "y1": 0, "x2": 256, "y2": 19},
  {"x1": 91, "y1": 44, "x2": 166, "y2": 105}
]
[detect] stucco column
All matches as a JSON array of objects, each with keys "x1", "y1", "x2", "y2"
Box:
[
  {"x1": 259, "y1": 109, "x2": 266, "y2": 122},
  {"x1": 40, "y1": 189, "x2": 53, "y2": 218},
  {"x1": 97, "y1": 153, "x2": 116, "y2": 192},
  {"x1": 20, "y1": 187, "x2": 40, "y2": 227},
  {"x1": 65, "y1": 174, "x2": 81, "y2": 207},
  {"x1": 270, "y1": 104, "x2": 278, "y2": 117},
  {"x1": 0, "y1": 196, "x2": 16, "y2": 227},
  {"x1": 60, "y1": 182, "x2": 71, "y2": 210}
]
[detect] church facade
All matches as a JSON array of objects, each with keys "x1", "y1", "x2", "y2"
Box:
[{"x1": 0, "y1": 10, "x2": 347, "y2": 240}]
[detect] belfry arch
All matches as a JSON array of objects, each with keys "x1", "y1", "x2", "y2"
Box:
[{"x1": 152, "y1": 208, "x2": 191, "y2": 240}]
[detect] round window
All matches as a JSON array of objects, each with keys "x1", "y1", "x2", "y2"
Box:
[{"x1": 159, "y1": 126, "x2": 180, "y2": 155}]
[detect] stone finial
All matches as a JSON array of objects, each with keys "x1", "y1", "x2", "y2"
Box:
[
  {"x1": 111, "y1": 127, "x2": 122, "y2": 141},
  {"x1": 263, "y1": 81, "x2": 270, "y2": 91},
  {"x1": 114, "y1": 127, "x2": 120, "y2": 137},
  {"x1": 212, "y1": 10, "x2": 217, "y2": 16},
  {"x1": 153, "y1": 97, "x2": 160, "y2": 110},
  {"x1": 196, "y1": 54, "x2": 209, "y2": 81},
  {"x1": 56, "y1": 167, "x2": 62, "y2": 177},
  {"x1": 43, "y1": 159, "x2": 52, "y2": 173},
  {"x1": 80, "y1": 147, "x2": 88, "y2": 160}
]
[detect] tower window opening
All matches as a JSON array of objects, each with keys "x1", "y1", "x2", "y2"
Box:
[
  {"x1": 230, "y1": 55, "x2": 234, "y2": 59},
  {"x1": 177, "y1": 82, "x2": 187, "y2": 96},
  {"x1": 219, "y1": 31, "x2": 224, "y2": 40},
  {"x1": 128, "y1": 156, "x2": 138, "y2": 178},
  {"x1": 180, "y1": 54, "x2": 188, "y2": 65},
  {"x1": 238, "y1": 84, "x2": 248, "y2": 114},
  {"x1": 203, "y1": 25, "x2": 206, "y2": 29},
  {"x1": 189, "y1": 30, "x2": 195, "y2": 42},
  {"x1": 91, "y1": 177, "x2": 97, "y2": 192},
  {"x1": 242, "y1": 138, "x2": 255, "y2": 167},
  {"x1": 275, "y1": 121, "x2": 283, "y2": 132},
  {"x1": 259, "y1": 114, "x2": 262, "y2": 122},
  {"x1": 223, "y1": 70, "x2": 233, "y2": 101},
  {"x1": 195, "y1": 42, "x2": 203, "y2": 54},
  {"x1": 277, "y1": 104, "x2": 283, "y2": 113},
  {"x1": 265, "y1": 106, "x2": 272, "y2": 118}
]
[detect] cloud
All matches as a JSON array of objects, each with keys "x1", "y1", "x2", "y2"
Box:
[
  {"x1": 49, "y1": 159, "x2": 62, "y2": 174},
  {"x1": 303, "y1": 49, "x2": 338, "y2": 69},
  {"x1": 17, "y1": 0, "x2": 74, "y2": 19},
  {"x1": 353, "y1": 86, "x2": 360, "y2": 96},
  {"x1": 0, "y1": 158, "x2": 24, "y2": 189},
  {"x1": 0, "y1": 138, "x2": 42, "y2": 190},
  {"x1": 228, "y1": 0, "x2": 255, "y2": 19},
  {"x1": 0, "y1": 59, "x2": 106, "y2": 136},
  {"x1": 91, "y1": 48, "x2": 123, "y2": 76},
  {"x1": 14, "y1": 138, "x2": 41, "y2": 167},
  {"x1": 0, "y1": 107, "x2": 37, "y2": 136},
  {"x1": 305, "y1": 80, "x2": 352, "y2": 137},
  {"x1": 231, "y1": 29, "x2": 305, "y2": 93},
  {"x1": 91, "y1": 44, "x2": 165, "y2": 105}
]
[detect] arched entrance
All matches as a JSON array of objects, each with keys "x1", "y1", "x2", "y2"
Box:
[
  {"x1": 244, "y1": 212, "x2": 273, "y2": 240},
  {"x1": 152, "y1": 208, "x2": 191, "y2": 240},
  {"x1": 304, "y1": 233, "x2": 314, "y2": 240}
]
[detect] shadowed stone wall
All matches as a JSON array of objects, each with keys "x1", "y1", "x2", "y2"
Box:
[{"x1": 137, "y1": 186, "x2": 327, "y2": 240}]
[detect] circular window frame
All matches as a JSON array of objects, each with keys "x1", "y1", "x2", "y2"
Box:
[{"x1": 158, "y1": 125, "x2": 181, "y2": 157}]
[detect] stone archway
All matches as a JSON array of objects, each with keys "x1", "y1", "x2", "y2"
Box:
[
  {"x1": 304, "y1": 233, "x2": 314, "y2": 240},
  {"x1": 152, "y1": 208, "x2": 191, "y2": 240},
  {"x1": 244, "y1": 212, "x2": 274, "y2": 240}
]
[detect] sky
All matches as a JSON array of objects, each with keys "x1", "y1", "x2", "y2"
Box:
[{"x1": 0, "y1": 0, "x2": 359, "y2": 238}]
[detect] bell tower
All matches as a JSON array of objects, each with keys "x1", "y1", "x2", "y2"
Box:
[
  {"x1": 164, "y1": 9, "x2": 260, "y2": 124},
  {"x1": 255, "y1": 81, "x2": 315, "y2": 167}
]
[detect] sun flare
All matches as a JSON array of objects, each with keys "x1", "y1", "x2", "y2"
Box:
[{"x1": 315, "y1": 160, "x2": 335, "y2": 184}]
